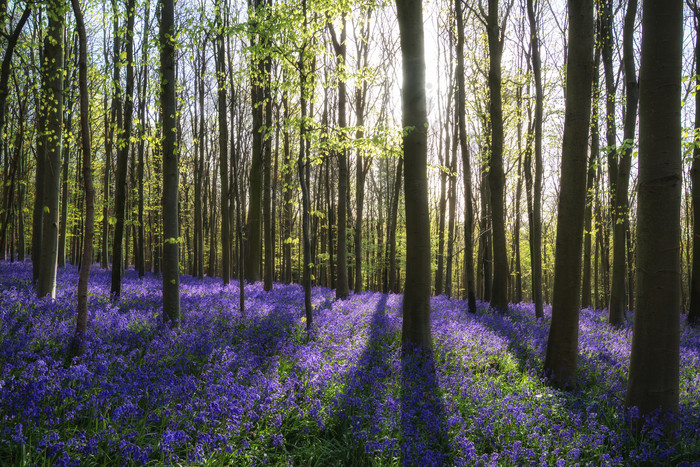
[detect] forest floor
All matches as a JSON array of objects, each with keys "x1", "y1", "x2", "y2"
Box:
[{"x1": 0, "y1": 261, "x2": 699, "y2": 466}]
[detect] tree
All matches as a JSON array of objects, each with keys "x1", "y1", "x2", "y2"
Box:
[
  {"x1": 298, "y1": 0, "x2": 313, "y2": 329},
  {"x1": 328, "y1": 17, "x2": 349, "y2": 300},
  {"x1": 111, "y1": 0, "x2": 136, "y2": 297},
  {"x1": 525, "y1": 0, "x2": 543, "y2": 318},
  {"x1": 607, "y1": 0, "x2": 638, "y2": 327},
  {"x1": 70, "y1": 0, "x2": 94, "y2": 357},
  {"x1": 216, "y1": 0, "x2": 229, "y2": 285},
  {"x1": 396, "y1": 0, "x2": 431, "y2": 351},
  {"x1": 160, "y1": 0, "x2": 180, "y2": 326},
  {"x1": 625, "y1": 0, "x2": 682, "y2": 419},
  {"x1": 472, "y1": 0, "x2": 513, "y2": 312},
  {"x1": 37, "y1": 0, "x2": 66, "y2": 298},
  {"x1": 542, "y1": 0, "x2": 594, "y2": 389},
  {"x1": 455, "y1": 0, "x2": 476, "y2": 312}
]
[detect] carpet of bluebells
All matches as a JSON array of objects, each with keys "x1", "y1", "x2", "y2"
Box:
[{"x1": 1, "y1": 261, "x2": 699, "y2": 466}]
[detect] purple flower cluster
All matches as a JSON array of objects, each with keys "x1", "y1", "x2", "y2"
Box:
[{"x1": 0, "y1": 261, "x2": 698, "y2": 465}]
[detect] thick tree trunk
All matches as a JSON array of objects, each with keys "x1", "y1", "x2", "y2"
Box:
[
  {"x1": 625, "y1": 0, "x2": 681, "y2": 419},
  {"x1": 397, "y1": 0, "x2": 432, "y2": 351},
  {"x1": 543, "y1": 0, "x2": 594, "y2": 389},
  {"x1": 455, "y1": 0, "x2": 476, "y2": 312},
  {"x1": 37, "y1": 0, "x2": 65, "y2": 298},
  {"x1": 160, "y1": 0, "x2": 180, "y2": 326}
]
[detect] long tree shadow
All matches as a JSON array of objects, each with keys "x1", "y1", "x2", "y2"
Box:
[
  {"x1": 318, "y1": 293, "x2": 402, "y2": 464},
  {"x1": 400, "y1": 340, "x2": 449, "y2": 466}
]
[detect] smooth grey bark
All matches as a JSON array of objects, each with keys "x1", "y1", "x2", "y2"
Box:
[
  {"x1": 397, "y1": 0, "x2": 432, "y2": 351},
  {"x1": 160, "y1": 0, "x2": 180, "y2": 326},
  {"x1": 263, "y1": 33, "x2": 273, "y2": 291},
  {"x1": 32, "y1": 28, "x2": 47, "y2": 284},
  {"x1": 542, "y1": 0, "x2": 594, "y2": 389},
  {"x1": 625, "y1": 0, "x2": 682, "y2": 419},
  {"x1": 387, "y1": 157, "x2": 403, "y2": 293},
  {"x1": 37, "y1": 0, "x2": 65, "y2": 299}
]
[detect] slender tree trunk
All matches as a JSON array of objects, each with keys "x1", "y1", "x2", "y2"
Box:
[
  {"x1": 543, "y1": 0, "x2": 594, "y2": 389},
  {"x1": 136, "y1": 1, "x2": 150, "y2": 278},
  {"x1": 282, "y1": 91, "x2": 293, "y2": 283},
  {"x1": 436, "y1": 113, "x2": 448, "y2": 295},
  {"x1": 58, "y1": 93, "x2": 72, "y2": 269},
  {"x1": 216, "y1": 0, "x2": 229, "y2": 284},
  {"x1": 397, "y1": 0, "x2": 432, "y2": 351},
  {"x1": 526, "y1": 0, "x2": 543, "y2": 318},
  {"x1": 37, "y1": 0, "x2": 65, "y2": 298},
  {"x1": 70, "y1": 0, "x2": 94, "y2": 357},
  {"x1": 485, "y1": 0, "x2": 510, "y2": 313},
  {"x1": 609, "y1": 0, "x2": 638, "y2": 326},
  {"x1": 160, "y1": 0, "x2": 180, "y2": 326},
  {"x1": 329, "y1": 19, "x2": 349, "y2": 299},
  {"x1": 246, "y1": 0, "x2": 265, "y2": 283},
  {"x1": 298, "y1": 0, "x2": 312, "y2": 328},
  {"x1": 455, "y1": 0, "x2": 476, "y2": 311},
  {"x1": 32, "y1": 40, "x2": 47, "y2": 284},
  {"x1": 388, "y1": 157, "x2": 403, "y2": 293},
  {"x1": 111, "y1": 0, "x2": 135, "y2": 297},
  {"x1": 582, "y1": 45, "x2": 601, "y2": 309},
  {"x1": 626, "y1": 0, "x2": 681, "y2": 418},
  {"x1": 263, "y1": 12, "x2": 273, "y2": 291}
]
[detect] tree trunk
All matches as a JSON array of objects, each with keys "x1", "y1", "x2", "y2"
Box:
[
  {"x1": 485, "y1": 0, "x2": 509, "y2": 313},
  {"x1": 32, "y1": 41, "x2": 47, "y2": 284},
  {"x1": 298, "y1": 0, "x2": 312, "y2": 328},
  {"x1": 58, "y1": 107, "x2": 71, "y2": 268},
  {"x1": 136, "y1": 0, "x2": 150, "y2": 278},
  {"x1": 542, "y1": 0, "x2": 594, "y2": 389},
  {"x1": 455, "y1": 0, "x2": 476, "y2": 312},
  {"x1": 110, "y1": 0, "x2": 135, "y2": 297},
  {"x1": 526, "y1": 0, "x2": 543, "y2": 318},
  {"x1": 388, "y1": 157, "x2": 403, "y2": 293},
  {"x1": 70, "y1": 0, "x2": 94, "y2": 357},
  {"x1": 37, "y1": 0, "x2": 65, "y2": 298},
  {"x1": 609, "y1": 0, "x2": 638, "y2": 326},
  {"x1": 329, "y1": 19, "x2": 349, "y2": 299},
  {"x1": 216, "y1": 0, "x2": 229, "y2": 284},
  {"x1": 282, "y1": 90, "x2": 293, "y2": 283},
  {"x1": 246, "y1": 0, "x2": 265, "y2": 283},
  {"x1": 397, "y1": 0, "x2": 432, "y2": 351},
  {"x1": 263, "y1": 11, "x2": 273, "y2": 291},
  {"x1": 160, "y1": 0, "x2": 180, "y2": 326},
  {"x1": 625, "y1": 0, "x2": 681, "y2": 419},
  {"x1": 582, "y1": 45, "x2": 600, "y2": 309}
]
